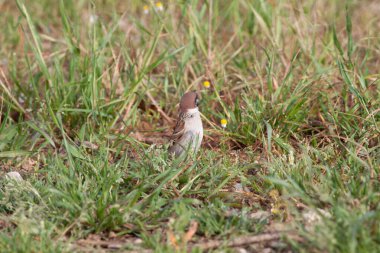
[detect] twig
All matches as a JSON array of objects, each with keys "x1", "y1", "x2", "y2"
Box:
[
  {"x1": 192, "y1": 231, "x2": 300, "y2": 250},
  {"x1": 76, "y1": 239, "x2": 152, "y2": 252},
  {"x1": 146, "y1": 90, "x2": 173, "y2": 124},
  {"x1": 0, "y1": 70, "x2": 26, "y2": 114},
  {"x1": 122, "y1": 96, "x2": 136, "y2": 123}
]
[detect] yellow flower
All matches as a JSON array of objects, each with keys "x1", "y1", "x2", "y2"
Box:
[
  {"x1": 220, "y1": 118, "x2": 227, "y2": 128},
  {"x1": 155, "y1": 1, "x2": 164, "y2": 11},
  {"x1": 143, "y1": 5, "x2": 149, "y2": 14},
  {"x1": 203, "y1": 80, "x2": 211, "y2": 88}
]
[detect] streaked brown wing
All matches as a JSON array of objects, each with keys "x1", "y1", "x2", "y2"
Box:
[{"x1": 170, "y1": 113, "x2": 185, "y2": 143}]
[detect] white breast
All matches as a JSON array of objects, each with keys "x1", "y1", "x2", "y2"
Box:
[{"x1": 184, "y1": 108, "x2": 203, "y2": 151}]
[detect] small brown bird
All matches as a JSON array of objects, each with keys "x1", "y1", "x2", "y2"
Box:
[{"x1": 168, "y1": 91, "x2": 203, "y2": 158}]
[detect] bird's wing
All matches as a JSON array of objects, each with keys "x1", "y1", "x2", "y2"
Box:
[
  {"x1": 169, "y1": 112, "x2": 186, "y2": 143},
  {"x1": 168, "y1": 131, "x2": 194, "y2": 156}
]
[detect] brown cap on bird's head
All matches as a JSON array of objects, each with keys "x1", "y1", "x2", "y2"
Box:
[{"x1": 180, "y1": 91, "x2": 199, "y2": 112}]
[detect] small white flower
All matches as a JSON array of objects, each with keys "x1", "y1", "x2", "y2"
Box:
[
  {"x1": 143, "y1": 5, "x2": 149, "y2": 14},
  {"x1": 89, "y1": 14, "x2": 98, "y2": 25},
  {"x1": 203, "y1": 80, "x2": 211, "y2": 88},
  {"x1": 220, "y1": 118, "x2": 227, "y2": 128},
  {"x1": 155, "y1": 2, "x2": 164, "y2": 11}
]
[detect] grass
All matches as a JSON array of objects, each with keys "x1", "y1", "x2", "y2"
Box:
[{"x1": 0, "y1": 0, "x2": 379, "y2": 252}]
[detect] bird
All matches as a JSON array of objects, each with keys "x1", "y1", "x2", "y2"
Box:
[{"x1": 168, "y1": 91, "x2": 203, "y2": 158}]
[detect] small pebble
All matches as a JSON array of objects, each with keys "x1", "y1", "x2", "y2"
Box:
[
  {"x1": 5, "y1": 172, "x2": 23, "y2": 182},
  {"x1": 234, "y1": 183, "x2": 243, "y2": 191}
]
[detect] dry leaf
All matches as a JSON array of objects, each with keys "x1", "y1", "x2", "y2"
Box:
[
  {"x1": 167, "y1": 229, "x2": 179, "y2": 251},
  {"x1": 183, "y1": 220, "x2": 198, "y2": 244}
]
